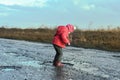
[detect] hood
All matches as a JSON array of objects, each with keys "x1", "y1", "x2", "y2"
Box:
[{"x1": 66, "y1": 24, "x2": 75, "y2": 33}]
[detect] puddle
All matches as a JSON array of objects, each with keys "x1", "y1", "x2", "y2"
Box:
[
  {"x1": 18, "y1": 61, "x2": 42, "y2": 68},
  {"x1": 73, "y1": 62, "x2": 110, "y2": 78},
  {"x1": 5, "y1": 52, "x2": 18, "y2": 56},
  {"x1": 40, "y1": 61, "x2": 74, "y2": 66}
]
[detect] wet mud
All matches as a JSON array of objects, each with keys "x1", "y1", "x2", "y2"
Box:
[{"x1": 0, "y1": 38, "x2": 120, "y2": 80}]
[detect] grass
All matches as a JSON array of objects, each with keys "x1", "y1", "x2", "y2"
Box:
[
  {"x1": 72, "y1": 29, "x2": 120, "y2": 52},
  {"x1": 0, "y1": 27, "x2": 55, "y2": 43},
  {"x1": 0, "y1": 27, "x2": 120, "y2": 52}
]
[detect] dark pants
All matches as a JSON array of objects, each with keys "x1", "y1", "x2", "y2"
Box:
[{"x1": 53, "y1": 44, "x2": 63, "y2": 62}]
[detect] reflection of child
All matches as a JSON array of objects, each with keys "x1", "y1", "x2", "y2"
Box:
[{"x1": 52, "y1": 24, "x2": 76, "y2": 67}]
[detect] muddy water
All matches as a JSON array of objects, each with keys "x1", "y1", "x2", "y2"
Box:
[{"x1": 0, "y1": 38, "x2": 120, "y2": 80}]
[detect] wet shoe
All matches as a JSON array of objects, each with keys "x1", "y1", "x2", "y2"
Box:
[
  {"x1": 53, "y1": 61, "x2": 64, "y2": 67},
  {"x1": 57, "y1": 62, "x2": 64, "y2": 67}
]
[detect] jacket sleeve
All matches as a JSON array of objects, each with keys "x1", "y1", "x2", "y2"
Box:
[{"x1": 60, "y1": 31, "x2": 70, "y2": 44}]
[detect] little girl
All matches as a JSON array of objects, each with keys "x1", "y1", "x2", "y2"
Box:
[{"x1": 52, "y1": 24, "x2": 76, "y2": 67}]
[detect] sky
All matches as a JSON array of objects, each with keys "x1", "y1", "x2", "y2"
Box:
[{"x1": 0, "y1": 0, "x2": 120, "y2": 29}]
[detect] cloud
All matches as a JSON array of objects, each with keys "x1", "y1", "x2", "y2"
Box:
[
  {"x1": 72, "y1": 0, "x2": 81, "y2": 5},
  {"x1": 0, "y1": 0, "x2": 48, "y2": 8},
  {"x1": 71, "y1": 0, "x2": 95, "y2": 11},
  {"x1": 0, "y1": 13, "x2": 9, "y2": 16},
  {"x1": 0, "y1": 5, "x2": 19, "y2": 16},
  {"x1": 0, "y1": 6, "x2": 18, "y2": 11},
  {"x1": 81, "y1": 4, "x2": 95, "y2": 11}
]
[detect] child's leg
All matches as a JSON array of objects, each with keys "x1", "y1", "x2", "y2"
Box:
[{"x1": 53, "y1": 44, "x2": 63, "y2": 63}]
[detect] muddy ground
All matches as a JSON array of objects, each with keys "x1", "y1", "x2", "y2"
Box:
[{"x1": 0, "y1": 38, "x2": 120, "y2": 80}]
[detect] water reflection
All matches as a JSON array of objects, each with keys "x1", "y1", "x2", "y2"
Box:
[{"x1": 53, "y1": 67, "x2": 67, "y2": 80}]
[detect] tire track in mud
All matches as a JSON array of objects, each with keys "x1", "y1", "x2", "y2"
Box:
[{"x1": 0, "y1": 66, "x2": 22, "y2": 71}]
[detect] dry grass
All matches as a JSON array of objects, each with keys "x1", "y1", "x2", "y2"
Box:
[
  {"x1": 0, "y1": 27, "x2": 120, "y2": 52},
  {"x1": 0, "y1": 27, "x2": 55, "y2": 43},
  {"x1": 72, "y1": 29, "x2": 120, "y2": 52}
]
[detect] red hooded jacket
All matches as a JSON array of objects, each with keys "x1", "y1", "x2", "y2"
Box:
[{"x1": 52, "y1": 24, "x2": 74, "y2": 48}]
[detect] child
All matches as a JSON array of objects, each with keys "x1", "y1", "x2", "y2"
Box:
[{"x1": 52, "y1": 24, "x2": 76, "y2": 67}]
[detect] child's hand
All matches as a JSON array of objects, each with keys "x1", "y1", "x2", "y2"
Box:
[{"x1": 67, "y1": 43, "x2": 70, "y2": 46}]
